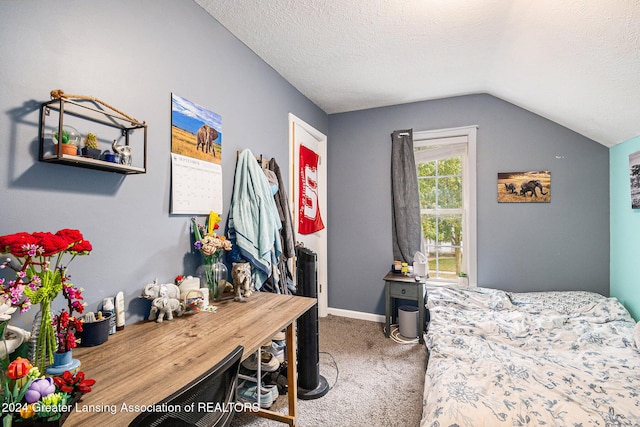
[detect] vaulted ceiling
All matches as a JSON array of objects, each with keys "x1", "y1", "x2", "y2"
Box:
[{"x1": 195, "y1": 0, "x2": 640, "y2": 147}]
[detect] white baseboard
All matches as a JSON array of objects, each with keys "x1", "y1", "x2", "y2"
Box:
[{"x1": 325, "y1": 307, "x2": 385, "y2": 323}]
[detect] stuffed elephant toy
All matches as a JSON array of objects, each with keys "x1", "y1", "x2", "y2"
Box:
[{"x1": 149, "y1": 297, "x2": 182, "y2": 322}]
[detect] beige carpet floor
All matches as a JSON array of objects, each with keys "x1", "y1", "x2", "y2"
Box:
[{"x1": 231, "y1": 314, "x2": 427, "y2": 427}]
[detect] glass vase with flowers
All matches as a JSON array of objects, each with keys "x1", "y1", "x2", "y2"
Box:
[
  {"x1": 192, "y1": 212, "x2": 232, "y2": 300},
  {"x1": 0, "y1": 229, "x2": 91, "y2": 372}
]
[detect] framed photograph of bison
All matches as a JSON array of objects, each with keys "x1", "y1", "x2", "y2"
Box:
[{"x1": 497, "y1": 171, "x2": 550, "y2": 203}]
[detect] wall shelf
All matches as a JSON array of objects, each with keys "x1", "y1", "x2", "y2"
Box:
[{"x1": 39, "y1": 98, "x2": 147, "y2": 174}]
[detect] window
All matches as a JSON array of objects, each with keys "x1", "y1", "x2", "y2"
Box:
[{"x1": 414, "y1": 126, "x2": 477, "y2": 285}]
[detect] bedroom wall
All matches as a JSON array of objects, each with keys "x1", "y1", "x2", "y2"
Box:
[
  {"x1": 610, "y1": 135, "x2": 640, "y2": 320},
  {"x1": 327, "y1": 94, "x2": 610, "y2": 316},
  {"x1": 0, "y1": 0, "x2": 327, "y2": 328}
]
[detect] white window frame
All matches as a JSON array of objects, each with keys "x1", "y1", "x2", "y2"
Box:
[{"x1": 414, "y1": 125, "x2": 477, "y2": 287}]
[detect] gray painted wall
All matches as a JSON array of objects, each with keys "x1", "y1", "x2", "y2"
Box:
[
  {"x1": 0, "y1": 0, "x2": 327, "y2": 328},
  {"x1": 1, "y1": 2, "x2": 610, "y2": 324},
  {"x1": 327, "y1": 94, "x2": 609, "y2": 315}
]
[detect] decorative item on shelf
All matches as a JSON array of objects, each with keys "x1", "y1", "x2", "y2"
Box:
[
  {"x1": 0, "y1": 229, "x2": 92, "y2": 373},
  {"x1": 52, "y1": 125, "x2": 80, "y2": 156},
  {"x1": 80, "y1": 132, "x2": 101, "y2": 159},
  {"x1": 192, "y1": 212, "x2": 233, "y2": 301},
  {"x1": 112, "y1": 139, "x2": 132, "y2": 165},
  {"x1": 100, "y1": 150, "x2": 121, "y2": 164},
  {"x1": 1, "y1": 356, "x2": 95, "y2": 427}
]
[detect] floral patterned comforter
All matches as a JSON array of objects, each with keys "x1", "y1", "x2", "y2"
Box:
[{"x1": 421, "y1": 287, "x2": 640, "y2": 427}]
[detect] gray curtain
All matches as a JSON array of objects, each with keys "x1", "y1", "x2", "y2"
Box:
[{"x1": 391, "y1": 129, "x2": 421, "y2": 263}]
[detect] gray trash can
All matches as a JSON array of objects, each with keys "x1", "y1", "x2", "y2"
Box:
[{"x1": 398, "y1": 305, "x2": 419, "y2": 338}]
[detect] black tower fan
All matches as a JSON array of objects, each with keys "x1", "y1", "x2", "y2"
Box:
[{"x1": 295, "y1": 246, "x2": 329, "y2": 400}]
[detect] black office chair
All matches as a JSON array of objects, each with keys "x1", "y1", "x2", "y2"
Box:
[{"x1": 129, "y1": 345, "x2": 244, "y2": 427}]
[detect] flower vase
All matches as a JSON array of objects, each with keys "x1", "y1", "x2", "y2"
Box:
[
  {"x1": 28, "y1": 301, "x2": 56, "y2": 373},
  {"x1": 197, "y1": 258, "x2": 228, "y2": 301},
  {"x1": 46, "y1": 349, "x2": 81, "y2": 375}
]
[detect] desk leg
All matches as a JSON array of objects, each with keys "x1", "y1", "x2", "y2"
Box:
[
  {"x1": 286, "y1": 322, "x2": 298, "y2": 424},
  {"x1": 385, "y1": 282, "x2": 391, "y2": 338},
  {"x1": 251, "y1": 322, "x2": 298, "y2": 426}
]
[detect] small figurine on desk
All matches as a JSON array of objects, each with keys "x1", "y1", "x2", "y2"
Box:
[
  {"x1": 149, "y1": 297, "x2": 183, "y2": 322},
  {"x1": 231, "y1": 262, "x2": 253, "y2": 302},
  {"x1": 141, "y1": 278, "x2": 181, "y2": 301}
]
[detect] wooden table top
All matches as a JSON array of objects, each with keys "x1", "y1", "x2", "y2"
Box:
[{"x1": 65, "y1": 292, "x2": 316, "y2": 426}]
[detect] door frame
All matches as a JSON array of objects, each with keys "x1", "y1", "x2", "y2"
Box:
[{"x1": 288, "y1": 113, "x2": 328, "y2": 317}]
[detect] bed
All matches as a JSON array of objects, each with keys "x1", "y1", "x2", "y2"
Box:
[{"x1": 420, "y1": 286, "x2": 640, "y2": 426}]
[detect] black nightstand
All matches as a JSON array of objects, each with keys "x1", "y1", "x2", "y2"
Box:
[{"x1": 384, "y1": 272, "x2": 427, "y2": 343}]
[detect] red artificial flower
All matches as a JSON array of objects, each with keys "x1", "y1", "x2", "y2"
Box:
[
  {"x1": 54, "y1": 370, "x2": 96, "y2": 394},
  {"x1": 68, "y1": 239, "x2": 92, "y2": 254},
  {"x1": 73, "y1": 318, "x2": 83, "y2": 333},
  {"x1": 32, "y1": 232, "x2": 69, "y2": 257},
  {"x1": 55, "y1": 229, "x2": 84, "y2": 246},
  {"x1": 6, "y1": 357, "x2": 33, "y2": 379},
  {"x1": 0, "y1": 232, "x2": 38, "y2": 257}
]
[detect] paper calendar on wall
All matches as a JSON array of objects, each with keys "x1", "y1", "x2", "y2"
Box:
[{"x1": 170, "y1": 93, "x2": 223, "y2": 214}]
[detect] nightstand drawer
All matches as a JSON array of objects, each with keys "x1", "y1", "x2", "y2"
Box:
[{"x1": 388, "y1": 283, "x2": 421, "y2": 299}]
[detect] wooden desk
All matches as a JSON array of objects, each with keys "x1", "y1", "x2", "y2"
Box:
[
  {"x1": 66, "y1": 292, "x2": 316, "y2": 427},
  {"x1": 384, "y1": 272, "x2": 427, "y2": 344}
]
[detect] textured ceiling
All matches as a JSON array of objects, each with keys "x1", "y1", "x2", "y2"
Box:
[{"x1": 195, "y1": 0, "x2": 640, "y2": 147}]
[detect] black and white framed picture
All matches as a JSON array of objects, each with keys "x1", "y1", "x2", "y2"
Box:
[
  {"x1": 629, "y1": 150, "x2": 640, "y2": 209},
  {"x1": 497, "y1": 171, "x2": 551, "y2": 203}
]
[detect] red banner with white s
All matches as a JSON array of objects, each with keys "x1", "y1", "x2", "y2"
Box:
[{"x1": 298, "y1": 144, "x2": 325, "y2": 235}]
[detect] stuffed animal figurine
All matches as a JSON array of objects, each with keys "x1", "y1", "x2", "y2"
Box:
[
  {"x1": 141, "y1": 279, "x2": 181, "y2": 301},
  {"x1": 232, "y1": 262, "x2": 253, "y2": 302},
  {"x1": 149, "y1": 297, "x2": 182, "y2": 322}
]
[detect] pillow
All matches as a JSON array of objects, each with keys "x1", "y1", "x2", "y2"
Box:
[{"x1": 635, "y1": 321, "x2": 640, "y2": 350}]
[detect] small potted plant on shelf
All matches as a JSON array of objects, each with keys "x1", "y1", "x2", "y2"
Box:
[
  {"x1": 52, "y1": 126, "x2": 80, "y2": 156},
  {"x1": 81, "y1": 133, "x2": 101, "y2": 159}
]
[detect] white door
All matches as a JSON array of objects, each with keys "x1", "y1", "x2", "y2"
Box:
[{"x1": 289, "y1": 113, "x2": 328, "y2": 317}]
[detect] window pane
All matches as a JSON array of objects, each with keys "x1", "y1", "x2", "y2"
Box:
[
  {"x1": 421, "y1": 214, "x2": 462, "y2": 246},
  {"x1": 428, "y1": 247, "x2": 458, "y2": 280},
  {"x1": 418, "y1": 177, "x2": 436, "y2": 209},
  {"x1": 439, "y1": 213, "x2": 463, "y2": 249},
  {"x1": 438, "y1": 177, "x2": 462, "y2": 208},
  {"x1": 436, "y1": 157, "x2": 461, "y2": 175},
  {"x1": 421, "y1": 214, "x2": 436, "y2": 242},
  {"x1": 422, "y1": 213, "x2": 464, "y2": 279},
  {"x1": 417, "y1": 161, "x2": 435, "y2": 177}
]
